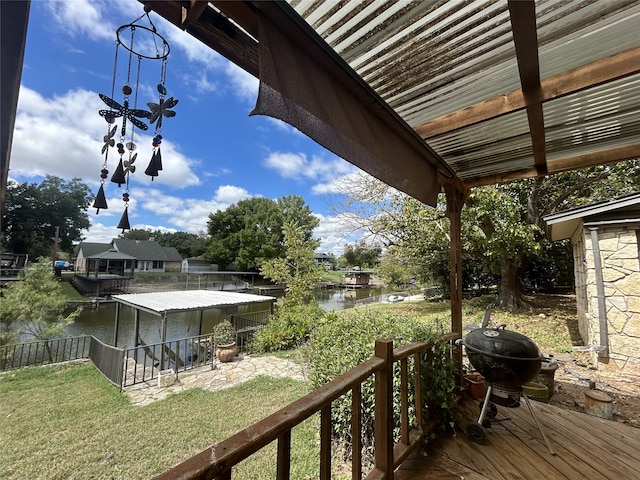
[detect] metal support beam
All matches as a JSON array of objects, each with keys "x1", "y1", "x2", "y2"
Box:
[{"x1": 589, "y1": 227, "x2": 609, "y2": 358}]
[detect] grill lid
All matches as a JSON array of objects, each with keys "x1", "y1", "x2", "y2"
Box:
[{"x1": 464, "y1": 325, "x2": 541, "y2": 360}]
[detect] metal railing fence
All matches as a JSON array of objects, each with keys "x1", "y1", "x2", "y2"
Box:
[
  {"x1": 122, "y1": 333, "x2": 218, "y2": 387},
  {"x1": 0, "y1": 335, "x2": 91, "y2": 372}
]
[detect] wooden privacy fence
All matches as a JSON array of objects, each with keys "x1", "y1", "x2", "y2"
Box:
[
  {"x1": 156, "y1": 333, "x2": 459, "y2": 480},
  {"x1": 0, "y1": 335, "x2": 91, "y2": 372}
]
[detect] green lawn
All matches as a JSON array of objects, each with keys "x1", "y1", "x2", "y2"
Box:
[
  {"x1": 343, "y1": 294, "x2": 579, "y2": 354},
  {"x1": 0, "y1": 363, "x2": 318, "y2": 479},
  {"x1": 58, "y1": 278, "x2": 86, "y2": 301}
]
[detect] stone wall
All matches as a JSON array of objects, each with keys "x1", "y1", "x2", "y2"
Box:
[{"x1": 581, "y1": 226, "x2": 640, "y2": 374}]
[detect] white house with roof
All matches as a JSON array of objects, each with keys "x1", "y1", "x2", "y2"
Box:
[
  {"x1": 76, "y1": 238, "x2": 183, "y2": 274},
  {"x1": 544, "y1": 193, "x2": 640, "y2": 375}
]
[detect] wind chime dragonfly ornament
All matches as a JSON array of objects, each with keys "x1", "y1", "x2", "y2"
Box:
[{"x1": 92, "y1": 5, "x2": 178, "y2": 233}]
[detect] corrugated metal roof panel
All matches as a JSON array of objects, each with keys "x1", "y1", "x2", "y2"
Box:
[
  {"x1": 146, "y1": 0, "x2": 640, "y2": 194},
  {"x1": 288, "y1": 0, "x2": 640, "y2": 185},
  {"x1": 112, "y1": 290, "x2": 275, "y2": 315}
]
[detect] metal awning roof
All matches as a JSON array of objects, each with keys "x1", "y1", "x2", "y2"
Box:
[
  {"x1": 139, "y1": 0, "x2": 640, "y2": 202},
  {"x1": 112, "y1": 289, "x2": 276, "y2": 316},
  {"x1": 543, "y1": 191, "x2": 640, "y2": 240}
]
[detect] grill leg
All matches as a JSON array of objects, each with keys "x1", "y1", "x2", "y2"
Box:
[
  {"x1": 522, "y1": 392, "x2": 556, "y2": 456},
  {"x1": 477, "y1": 385, "x2": 493, "y2": 425}
]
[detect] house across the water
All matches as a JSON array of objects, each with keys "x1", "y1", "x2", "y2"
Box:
[
  {"x1": 73, "y1": 238, "x2": 183, "y2": 295},
  {"x1": 75, "y1": 238, "x2": 183, "y2": 274}
]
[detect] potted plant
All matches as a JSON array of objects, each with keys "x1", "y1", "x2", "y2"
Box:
[{"x1": 212, "y1": 319, "x2": 238, "y2": 362}]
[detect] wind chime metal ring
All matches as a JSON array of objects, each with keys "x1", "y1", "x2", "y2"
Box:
[{"x1": 115, "y1": 24, "x2": 170, "y2": 60}]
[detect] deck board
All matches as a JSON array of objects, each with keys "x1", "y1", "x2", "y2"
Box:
[{"x1": 394, "y1": 396, "x2": 640, "y2": 480}]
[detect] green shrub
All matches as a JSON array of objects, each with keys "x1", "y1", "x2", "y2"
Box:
[
  {"x1": 252, "y1": 303, "x2": 326, "y2": 352},
  {"x1": 303, "y1": 309, "x2": 457, "y2": 467},
  {"x1": 213, "y1": 319, "x2": 236, "y2": 345}
]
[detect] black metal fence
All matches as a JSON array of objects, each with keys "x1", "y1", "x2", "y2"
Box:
[
  {"x1": 230, "y1": 310, "x2": 270, "y2": 331},
  {"x1": 122, "y1": 333, "x2": 217, "y2": 387},
  {"x1": 89, "y1": 336, "x2": 125, "y2": 388},
  {"x1": 230, "y1": 310, "x2": 270, "y2": 351},
  {"x1": 0, "y1": 335, "x2": 91, "y2": 371}
]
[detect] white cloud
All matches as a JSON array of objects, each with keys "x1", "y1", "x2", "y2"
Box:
[
  {"x1": 313, "y1": 213, "x2": 363, "y2": 256},
  {"x1": 46, "y1": 0, "x2": 116, "y2": 41},
  {"x1": 214, "y1": 185, "x2": 252, "y2": 204},
  {"x1": 312, "y1": 172, "x2": 363, "y2": 195},
  {"x1": 81, "y1": 221, "x2": 118, "y2": 243},
  {"x1": 11, "y1": 86, "x2": 200, "y2": 189},
  {"x1": 225, "y1": 63, "x2": 258, "y2": 102},
  {"x1": 119, "y1": 186, "x2": 255, "y2": 233},
  {"x1": 264, "y1": 152, "x2": 356, "y2": 184},
  {"x1": 264, "y1": 152, "x2": 306, "y2": 179}
]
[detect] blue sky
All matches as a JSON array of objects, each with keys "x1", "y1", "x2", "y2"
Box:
[{"x1": 9, "y1": 0, "x2": 362, "y2": 254}]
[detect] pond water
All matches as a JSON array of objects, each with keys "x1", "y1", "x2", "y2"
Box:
[{"x1": 63, "y1": 287, "x2": 394, "y2": 348}]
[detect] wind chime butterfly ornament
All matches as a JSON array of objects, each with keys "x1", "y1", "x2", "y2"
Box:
[{"x1": 92, "y1": 5, "x2": 178, "y2": 233}]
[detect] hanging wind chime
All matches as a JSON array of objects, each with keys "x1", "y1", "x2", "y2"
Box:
[{"x1": 92, "y1": 5, "x2": 178, "y2": 233}]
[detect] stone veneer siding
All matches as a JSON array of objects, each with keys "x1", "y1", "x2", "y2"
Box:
[{"x1": 574, "y1": 226, "x2": 640, "y2": 374}]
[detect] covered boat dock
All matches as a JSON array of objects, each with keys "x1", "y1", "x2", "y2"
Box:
[{"x1": 111, "y1": 290, "x2": 276, "y2": 348}]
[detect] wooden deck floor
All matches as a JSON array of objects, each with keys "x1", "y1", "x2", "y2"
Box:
[{"x1": 395, "y1": 396, "x2": 640, "y2": 480}]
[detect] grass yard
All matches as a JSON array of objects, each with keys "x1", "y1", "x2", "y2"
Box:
[
  {"x1": 345, "y1": 293, "x2": 580, "y2": 355},
  {"x1": 0, "y1": 362, "x2": 317, "y2": 480}
]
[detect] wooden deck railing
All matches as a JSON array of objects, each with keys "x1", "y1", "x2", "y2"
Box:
[{"x1": 156, "y1": 333, "x2": 459, "y2": 480}]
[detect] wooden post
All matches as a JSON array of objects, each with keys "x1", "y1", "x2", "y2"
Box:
[
  {"x1": 441, "y1": 174, "x2": 469, "y2": 375},
  {"x1": 320, "y1": 406, "x2": 332, "y2": 479},
  {"x1": 276, "y1": 431, "x2": 292, "y2": 480},
  {"x1": 352, "y1": 384, "x2": 362, "y2": 479},
  {"x1": 374, "y1": 339, "x2": 394, "y2": 478}
]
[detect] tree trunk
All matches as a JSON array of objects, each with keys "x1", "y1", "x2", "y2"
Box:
[{"x1": 497, "y1": 257, "x2": 528, "y2": 312}]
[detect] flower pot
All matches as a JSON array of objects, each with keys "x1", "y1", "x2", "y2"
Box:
[
  {"x1": 523, "y1": 382, "x2": 549, "y2": 403},
  {"x1": 216, "y1": 343, "x2": 238, "y2": 363},
  {"x1": 464, "y1": 373, "x2": 486, "y2": 399}
]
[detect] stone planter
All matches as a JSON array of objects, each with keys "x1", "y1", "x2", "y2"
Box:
[{"x1": 216, "y1": 343, "x2": 238, "y2": 363}]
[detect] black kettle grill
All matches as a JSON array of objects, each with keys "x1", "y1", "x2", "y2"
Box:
[{"x1": 460, "y1": 324, "x2": 555, "y2": 454}]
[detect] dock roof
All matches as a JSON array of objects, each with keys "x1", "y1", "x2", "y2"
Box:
[{"x1": 111, "y1": 290, "x2": 276, "y2": 316}]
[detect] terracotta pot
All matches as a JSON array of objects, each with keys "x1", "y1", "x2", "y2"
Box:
[{"x1": 464, "y1": 373, "x2": 486, "y2": 399}]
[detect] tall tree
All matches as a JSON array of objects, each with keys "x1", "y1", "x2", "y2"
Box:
[
  {"x1": 120, "y1": 229, "x2": 207, "y2": 258},
  {"x1": 205, "y1": 196, "x2": 319, "y2": 270},
  {"x1": 2, "y1": 176, "x2": 92, "y2": 259},
  {"x1": 342, "y1": 240, "x2": 382, "y2": 268},
  {"x1": 330, "y1": 162, "x2": 640, "y2": 311},
  {"x1": 260, "y1": 221, "x2": 323, "y2": 306},
  {"x1": 0, "y1": 258, "x2": 80, "y2": 343}
]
